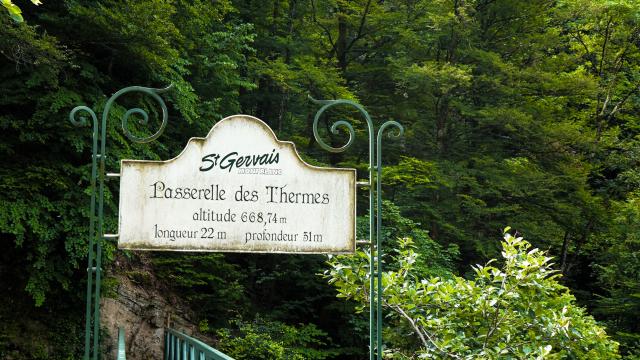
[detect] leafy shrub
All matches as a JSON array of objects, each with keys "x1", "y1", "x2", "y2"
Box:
[
  {"x1": 216, "y1": 316, "x2": 342, "y2": 360},
  {"x1": 326, "y1": 230, "x2": 620, "y2": 359}
]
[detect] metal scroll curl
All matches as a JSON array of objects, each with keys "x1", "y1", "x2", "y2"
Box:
[
  {"x1": 309, "y1": 96, "x2": 374, "y2": 153},
  {"x1": 104, "y1": 84, "x2": 173, "y2": 143},
  {"x1": 70, "y1": 84, "x2": 172, "y2": 144},
  {"x1": 377, "y1": 120, "x2": 404, "y2": 145},
  {"x1": 69, "y1": 105, "x2": 98, "y2": 130}
]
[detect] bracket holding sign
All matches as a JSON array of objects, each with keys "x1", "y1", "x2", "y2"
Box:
[{"x1": 70, "y1": 85, "x2": 402, "y2": 360}]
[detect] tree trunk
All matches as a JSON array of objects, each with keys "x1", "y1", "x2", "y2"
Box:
[{"x1": 560, "y1": 231, "x2": 570, "y2": 275}]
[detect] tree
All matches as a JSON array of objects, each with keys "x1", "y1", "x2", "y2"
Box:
[
  {"x1": 593, "y1": 193, "x2": 640, "y2": 356},
  {"x1": 326, "y1": 230, "x2": 620, "y2": 358},
  {"x1": 2, "y1": 0, "x2": 639, "y2": 358},
  {"x1": 0, "y1": 1, "x2": 254, "y2": 357}
]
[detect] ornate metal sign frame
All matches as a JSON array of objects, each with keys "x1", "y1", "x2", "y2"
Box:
[{"x1": 70, "y1": 86, "x2": 402, "y2": 360}]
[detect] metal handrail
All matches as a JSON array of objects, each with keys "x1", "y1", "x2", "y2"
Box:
[
  {"x1": 164, "y1": 328, "x2": 234, "y2": 360},
  {"x1": 117, "y1": 327, "x2": 126, "y2": 360}
]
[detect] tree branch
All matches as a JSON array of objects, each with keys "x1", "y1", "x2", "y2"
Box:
[
  {"x1": 310, "y1": 0, "x2": 337, "y2": 55},
  {"x1": 346, "y1": 0, "x2": 373, "y2": 53},
  {"x1": 391, "y1": 304, "x2": 462, "y2": 359}
]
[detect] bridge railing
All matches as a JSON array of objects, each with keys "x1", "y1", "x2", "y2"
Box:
[
  {"x1": 164, "y1": 328, "x2": 234, "y2": 360},
  {"x1": 115, "y1": 326, "x2": 234, "y2": 360},
  {"x1": 117, "y1": 327, "x2": 126, "y2": 360}
]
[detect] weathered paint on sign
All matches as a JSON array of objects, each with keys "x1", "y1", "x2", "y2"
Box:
[{"x1": 118, "y1": 115, "x2": 356, "y2": 253}]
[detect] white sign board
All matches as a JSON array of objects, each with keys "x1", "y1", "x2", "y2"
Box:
[{"x1": 118, "y1": 115, "x2": 356, "y2": 253}]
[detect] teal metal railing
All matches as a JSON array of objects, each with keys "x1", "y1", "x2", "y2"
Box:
[
  {"x1": 164, "y1": 328, "x2": 234, "y2": 360},
  {"x1": 117, "y1": 327, "x2": 126, "y2": 360},
  {"x1": 115, "y1": 326, "x2": 233, "y2": 360}
]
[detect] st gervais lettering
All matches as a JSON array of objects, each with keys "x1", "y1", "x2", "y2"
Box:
[{"x1": 200, "y1": 149, "x2": 280, "y2": 172}]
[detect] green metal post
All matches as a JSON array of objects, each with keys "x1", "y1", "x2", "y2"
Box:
[
  {"x1": 375, "y1": 121, "x2": 404, "y2": 359},
  {"x1": 92, "y1": 151, "x2": 105, "y2": 360},
  {"x1": 70, "y1": 85, "x2": 172, "y2": 360},
  {"x1": 310, "y1": 98, "x2": 402, "y2": 359},
  {"x1": 310, "y1": 97, "x2": 376, "y2": 359},
  {"x1": 70, "y1": 106, "x2": 99, "y2": 360},
  {"x1": 117, "y1": 327, "x2": 127, "y2": 360}
]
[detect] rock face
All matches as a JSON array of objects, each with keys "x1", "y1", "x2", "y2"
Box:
[{"x1": 100, "y1": 254, "x2": 205, "y2": 360}]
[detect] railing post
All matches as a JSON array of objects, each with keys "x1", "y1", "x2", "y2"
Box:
[
  {"x1": 310, "y1": 97, "x2": 403, "y2": 359},
  {"x1": 70, "y1": 85, "x2": 172, "y2": 360},
  {"x1": 166, "y1": 332, "x2": 170, "y2": 360},
  {"x1": 174, "y1": 335, "x2": 179, "y2": 359},
  {"x1": 182, "y1": 339, "x2": 188, "y2": 359},
  {"x1": 117, "y1": 327, "x2": 127, "y2": 360}
]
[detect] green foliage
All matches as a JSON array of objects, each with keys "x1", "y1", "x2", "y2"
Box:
[
  {"x1": 216, "y1": 316, "x2": 342, "y2": 360},
  {"x1": 0, "y1": 284, "x2": 83, "y2": 360},
  {"x1": 2, "y1": 0, "x2": 640, "y2": 358},
  {"x1": 2, "y1": 0, "x2": 41, "y2": 23},
  {"x1": 0, "y1": 1, "x2": 255, "y2": 357},
  {"x1": 152, "y1": 253, "x2": 248, "y2": 324},
  {"x1": 327, "y1": 232, "x2": 620, "y2": 359},
  {"x1": 593, "y1": 193, "x2": 640, "y2": 357},
  {"x1": 357, "y1": 200, "x2": 459, "y2": 279},
  {"x1": 0, "y1": 0, "x2": 254, "y2": 307}
]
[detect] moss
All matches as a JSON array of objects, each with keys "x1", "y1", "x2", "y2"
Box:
[
  {"x1": 101, "y1": 276, "x2": 121, "y2": 299},
  {"x1": 125, "y1": 270, "x2": 152, "y2": 286}
]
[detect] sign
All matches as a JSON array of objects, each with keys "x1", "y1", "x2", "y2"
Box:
[{"x1": 118, "y1": 115, "x2": 356, "y2": 253}]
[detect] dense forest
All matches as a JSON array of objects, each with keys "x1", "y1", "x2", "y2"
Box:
[{"x1": 1, "y1": 0, "x2": 639, "y2": 359}]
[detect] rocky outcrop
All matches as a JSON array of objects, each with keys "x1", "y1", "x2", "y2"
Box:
[{"x1": 100, "y1": 254, "x2": 208, "y2": 360}]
